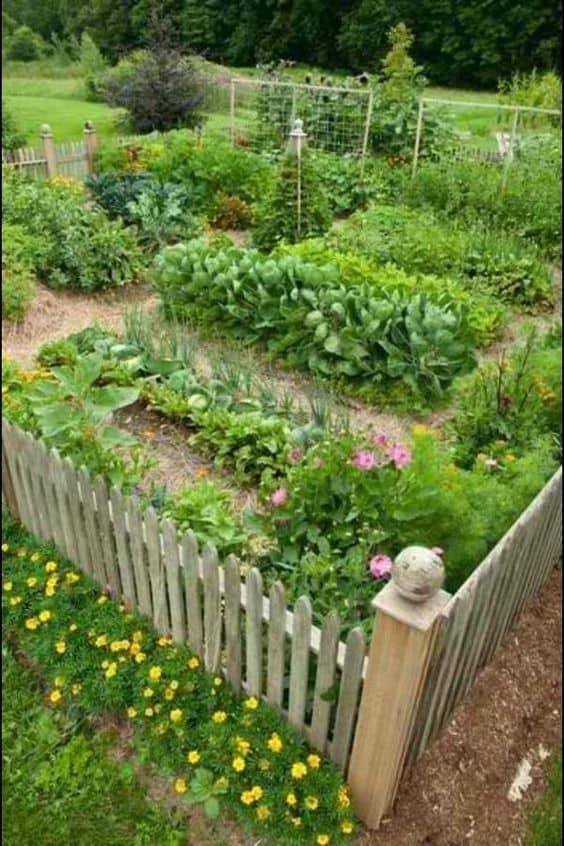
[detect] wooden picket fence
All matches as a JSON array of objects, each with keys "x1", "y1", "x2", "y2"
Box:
[
  {"x1": 2, "y1": 123, "x2": 97, "y2": 180},
  {"x1": 1, "y1": 416, "x2": 561, "y2": 828}
]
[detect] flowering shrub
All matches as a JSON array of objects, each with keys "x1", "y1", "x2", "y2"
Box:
[{"x1": 2, "y1": 522, "x2": 356, "y2": 845}]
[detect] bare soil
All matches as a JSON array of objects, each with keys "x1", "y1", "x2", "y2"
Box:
[{"x1": 360, "y1": 568, "x2": 562, "y2": 846}]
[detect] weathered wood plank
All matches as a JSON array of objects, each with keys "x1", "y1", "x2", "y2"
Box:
[
  {"x1": 331, "y1": 627, "x2": 365, "y2": 771},
  {"x1": 182, "y1": 531, "x2": 202, "y2": 655},
  {"x1": 93, "y1": 475, "x2": 121, "y2": 597},
  {"x1": 110, "y1": 487, "x2": 137, "y2": 606},
  {"x1": 245, "y1": 567, "x2": 264, "y2": 697},
  {"x1": 266, "y1": 581, "x2": 286, "y2": 709},
  {"x1": 224, "y1": 555, "x2": 242, "y2": 692},
  {"x1": 47, "y1": 448, "x2": 76, "y2": 559},
  {"x1": 145, "y1": 507, "x2": 169, "y2": 633},
  {"x1": 202, "y1": 544, "x2": 221, "y2": 673},
  {"x1": 162, "y1": 519, "x2": 185, "y2": 644},
  {"x1": 288, "y1": 596, "x2": 312, "y2": 732},
  {"x1": 78, "y1": 466, "x2": 107, "y2": 587},
  {"x1": 62, "y1": 457, "x2": 92, "y2": 574},
  {"x1": 127, "y1": 496, "x2": 152, "y2": 618},
  {"x1": 310, "y1": 610, "x2": 340, "y2": 753}
]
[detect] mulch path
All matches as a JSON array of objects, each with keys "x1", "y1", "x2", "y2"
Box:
[{"x1": 359, "y1": 568, "x2": 562, "y2": 846}]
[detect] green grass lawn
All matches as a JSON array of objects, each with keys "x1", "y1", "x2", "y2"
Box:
[
  {"x1": 526, "y1": 755, "x2": 562, "y2": 846},
  {"x1": 2, "y1": 642, "x2": 187, "y2": 846}
]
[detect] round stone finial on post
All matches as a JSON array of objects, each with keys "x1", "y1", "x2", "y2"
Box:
[
  {"x1": 287, "y1": 118, "x2": 307, "y2": 155},
  {"x1": 391, "y1": 545, "x2": 445, "y2": 603},
  {"x1": 84, "y1": 120, "x2": 95, "y2": 132},
  {"x1": 40, "y1": 123, "x2": 52, "y2": 137}
]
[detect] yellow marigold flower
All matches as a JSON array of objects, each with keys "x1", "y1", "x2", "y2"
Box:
[
  {"x1": 110, "y1": 641, "x2": 121, "y2": 652},
  {"x1": 212, "y1": 710, "x2": 227, "y2": 723},
  {"x1": 290, "y1": 817, "x2": 302, "y2": 827},
  {"x1": 65, "y1": 572, "x2": 79, "y2": 584},
  {"x1": 26, "y1": 577, "x2": 38, "y2": 587},
  {"x1": 170, "y1": 709, "x2": 183, "y2": 723},
  {"x1": 127, "y1": 707, "x2": 137, "y2": 719},
  {"x1": 187, "y1": 750, "x2": 200, "y2": 764},
  {"x1": 95, "y1": 635, "x2": 108, "y2": 648},
  {"x1": 337, "y1": 787, "x2": 350, "y2": 808},
  {"x1": 132, "y1": 630, "x2": 144, "y2": 643},
  {"x1": 307, "y1": 754, "x2": 320, "y2": 769},
  {"x1": 241, "y1": 791, "x2": 256, "y2": 806},
  {"x1": 267, "y1": 733, "x2": 283, "y2": 753},
  {"x1": 143, "y1": 687, "x2": 154, "y2": 698},
  {"x1": 305, "y1": 796, "x2": 319, "y2": 810},
  {"x1": 3, "y1": 581, "x2": 13, "y2": 591},
  {"x1": 291, "y1": 762, "x2": 308, "y2": 779},
  {"x1": 54, "y1": 676, "x2": 65, "y2": 687},
  {"x1": 1, "y1": 543, "x2": 9, "y2": 552},
  {"x1": 244, "y1": 696, "x2": 259, "y2": 710},
  {"x1": 10, "y1": 596, "x2": 22, "y2": 606},
  {"x1": 25, "y1": 617, "x2": 40, "y2": 630},
  {"x1": 45, "y1": 585, "x2": 56, "y2": 597},
  {"x1": 174, "y1": 778, "x2": 187, "y2": 794},
  {"x1": 17, "y1": 548, "x2": 27, "y2": 557},
  {"x1": 102, "y1": 660, "x2": 109, "y2": 669},
  {"x1": 157, "y1": 722, "x2": 167, "y2": 735},
  {"x1": 45, "y1": 561, "x2": 57, "y2": 573},
  {"x1": 286, "y1": 792, "x2": 297, "y2": 807},
  {"x1": 149, "y1": 666, "x2": 162, "y2": 682},
  {"x1": 69, "y1": 624, "x2": 78, "y2": 632},
  {"x1": 130, "y1": 642, "x2": 141, "y2": 656},
  {"x1": 71, "y1": 683, "x2": 82, "y2": 696},
  {"x1": 105, "y1": 662, "x2": 118, "y2": 679},
  {"x1": 164, "y1": 688, "x2": 175, "y2": 701},
  {"x1": 169, "y1": 680, "x2": 179, "y2": 690},
  {"x1": 154, "y1": 704, "x2": 162, "y2": 714},
  {"x1": 55, "y1": 640, "x2": 66, "y2": 654},
  {"x1": 188, "y1": 656, "x2": 200, "y2": 669},
  {"x1": 49, "y1": 689, "x2": 62, "y2": 704},
  {"x1": 316, "y1": 835, "x2": 330, "y2": 845},
  {"x1": 232, "y1": 756, "x2": 246, "y2": 772},
  {"x1": 341, "y1": 821, "x2": 354, "y2": 834},
  {"x1": 158, "y1": 635, "x2": 171, "y2": 647},
  {"x1": 213, "y1": 676, "x2": 223, "y2": 687},
  {"x1": 97, "y1": 595, "x2": 108, "y2": 605},
  {"x1": 30, "y1": 552, "x2": 40, "y2": 562},
  {"x1": 145, "y1": 707, "x2": 154, "y2": 717},
  {"x1": 236, "y1": 737, "x2": 251, "y2": 755},
  {"x1": 256, "y1": 806, "x2": 270, "y2": 821},
  {"x1": 135, "y1": 652, "x2": 146, "y2": 663}
]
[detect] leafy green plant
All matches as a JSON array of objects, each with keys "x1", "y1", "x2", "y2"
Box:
[
  {"x1": 86, "y1": 172, "x2": 159, "y2": 222},
  {"x1": 36, "y1": 339, "x2": 79, "y2": 368},
  {"x1": 126, "y1": 185, "x2": 199, "y2": 250},
  {"x1": 2, "y1": 251, "x2": 36, "y2": 322},
  {"x1": 185, "y1": 768, "x2": 229, "y2": 820},
  {"x1": 498, "y1": 70, "x2": 561, "y2": 124},
  {"x1": 211, "y1": 193, "x2": 252, "y2": 230},
  {"x1": 161, "y1": 481, "x2": 245, "y2": 557},
  {"x1": 2, "y1": 100, "x2": 26, "y2": 150},
  {"x1": 252, "y1": 150, "x2": 332, "y2": 251}
]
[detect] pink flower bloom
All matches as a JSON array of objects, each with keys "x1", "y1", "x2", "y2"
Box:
[
  {"x1": 288, "y1": 448, "x2": 303, "y2": 463},
  {"x1": 353, "y1": 450, "x2": 377, "y2": 471},
  {"x1": 431, "y1": 547, "x2": 444, "y2": 557},
  {"x1": 369, "y1": 554, "x2": 393, "y2": 580},
  {"x1": 270, "y1": 487, "x2": 288, "y2": 507},
  {"x1": 388, "y1": 443, "x2": 412, "y2": 469},
  {"x1": 372, "y1": 432, "x2": 389, "y2": 447}
]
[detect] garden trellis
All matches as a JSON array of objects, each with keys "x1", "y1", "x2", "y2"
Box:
[
  {"x1": 2, "y1": 418, "x2": 561, "y2": 830},
  {"x1": 228, "y1": 77, "x2": 373, "y2": 159},
  {"x1": 412, "y1": 96, "x2": 562, "y2": 190}
]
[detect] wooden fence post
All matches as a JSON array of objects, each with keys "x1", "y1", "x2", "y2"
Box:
[
  {"x1": 348, "y1": 547, "x2": 451, "y2": 829},
  {"x1": 83, "y1": 121, "x2": 97, "y2": 174},
  {"x1": 40, "y1": 124, "x2": 57, "y2": 177}
]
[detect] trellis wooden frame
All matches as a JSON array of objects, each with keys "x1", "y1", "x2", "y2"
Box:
[{"x1": 1, "y1": 418, "x2": 561, "y2": 829}]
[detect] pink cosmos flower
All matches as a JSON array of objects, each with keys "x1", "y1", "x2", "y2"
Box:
[
  {"x1": 369, "y1": 554, "x2": 393, "y2": 580},
  {"x1": 288, "y1": 448, "x2": 303, "y2": 463},
  {"x1": 372, "y1": 432, "x2": 389, "y2": 447},
  {"x1": 270, "y1": 487, "x2": 289, "y2": 507},
  {"x1": 431, "y1": 547, "x2": 444, "y2": 557},
  {"x1": 352, "y1": 450, "x2": 377, "y2": 471},
  {"x1": 388, "y1": 443, "x2": 412, "y2": 469}
]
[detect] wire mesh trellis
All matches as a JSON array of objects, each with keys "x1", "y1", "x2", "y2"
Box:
[
  {"x1": 227, "y1": 77, "x2": 373, "y2": 159},
  {"x1": 412, "y1": 96, "x2": 562, "y2": 190}
]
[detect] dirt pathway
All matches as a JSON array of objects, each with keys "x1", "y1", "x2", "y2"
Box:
[{"x1": 360, "y1": 568, "x2": 561, "y2": 846}]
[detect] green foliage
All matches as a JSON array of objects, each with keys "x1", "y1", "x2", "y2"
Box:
[
  {"x1": 126, "y1": 185, "x2": 199, "y2": 250},
  {"x1": 253, "y1": 151, "x2": 332, "y2": 251},
  {"x1": 330, "y1": 204, "x2": 553, "y2": 307},
  {"x1": 211, "y1": 193, "x2": 253, "y2": 230},
  {"x1": 2, "y1": 645, "x2": 186, "y2": 846},
  {"x1": 499, "y1": 70, "x2": 561, "y2": 120},
  {"x1": 1, "y1": 100, "x2": 26, "y2": 150},
  {"x1": 526, "y1": 755, "x2": 562, "y2": 846},
  {"x1": 185, "y1": 768, "x2": 228, "y2": 819},
  {"x1": 161, "y1": 481, "x2": 245, "y2": 557},
  {"x1": 1, "y1": 253, "x2": 36, "y2": 322},
  {"x1": 2, "y1": 521, "x2": 357, "y2": 846},
  {"x1": 36, "y1": 339, "x2": 79, "y2": 368},
  {"x1": 450, "y1": 330, "x2": 562, "y2": 468},
  {"x1": 79, "y1": 31, "x2": 107, "y2": 101},
  {"x1": 4, "y1": 24, "x2": 46, "y2": 61},
  {"x1": 86, "y1": 172, "x2": 158, "y2": 222},
  {"x1": 154, "y1": 238, "x2": 478, "y2": 404},
  {"x1": 310, "y1": 153, "x2": 386, "y2": 217},
  {"x1": 2, "y1": 174, "x2": 143, "y2": 290}
]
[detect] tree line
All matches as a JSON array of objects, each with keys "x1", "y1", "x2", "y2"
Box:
[{"x1": 3, "y1": 0, "x2": 561, "y2": 87}]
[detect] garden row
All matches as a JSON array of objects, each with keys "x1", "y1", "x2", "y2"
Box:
[{"x1": 3, "y1": 313, "x2": 561, "y2": 633}]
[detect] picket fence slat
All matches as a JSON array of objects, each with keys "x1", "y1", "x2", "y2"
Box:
[
  {"x1": 245, "y1": 568, "x2": 264, "y2": 697},
  {"x1": 202, "y1": 544, "x2": 222, "y2": 672},
  {"x1": 310, "y1": 610, "x2": 340, "y2": 752},
  {"x1": 224, "y1": 555, "x2": 242, "y2": 692},
  {"x1": 266, "y1": 581, "x2": 286, "y2": 709},
  {"x1": 182, "y1": 531, "x2": 203, "y2": 655},
  {"x1": 110, "y1": 486, "x2": 137, "y2": 606},
  {"x1": 94, "y1": 474, "x2": 120, "y2": 597},
  {"x1": 288, "y1": 596, "x2": 312, "y2": 732},
  {"x1": 145, "y1": 506, "x2": 168, "y2": 632},
  {"x1": 79, "y1": 467, "x2": 107, "y2": 586},
  {"x1": 162, "y1": 519, "x2": 185, "y2": 644}
]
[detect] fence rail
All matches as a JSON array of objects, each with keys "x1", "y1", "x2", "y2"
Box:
[
  {"x1": 1, "y1": 416, "x2": 561, "y2": 828},
  {"x1": 2, "y1": 123, "x2": 97, "y2": 180}
]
